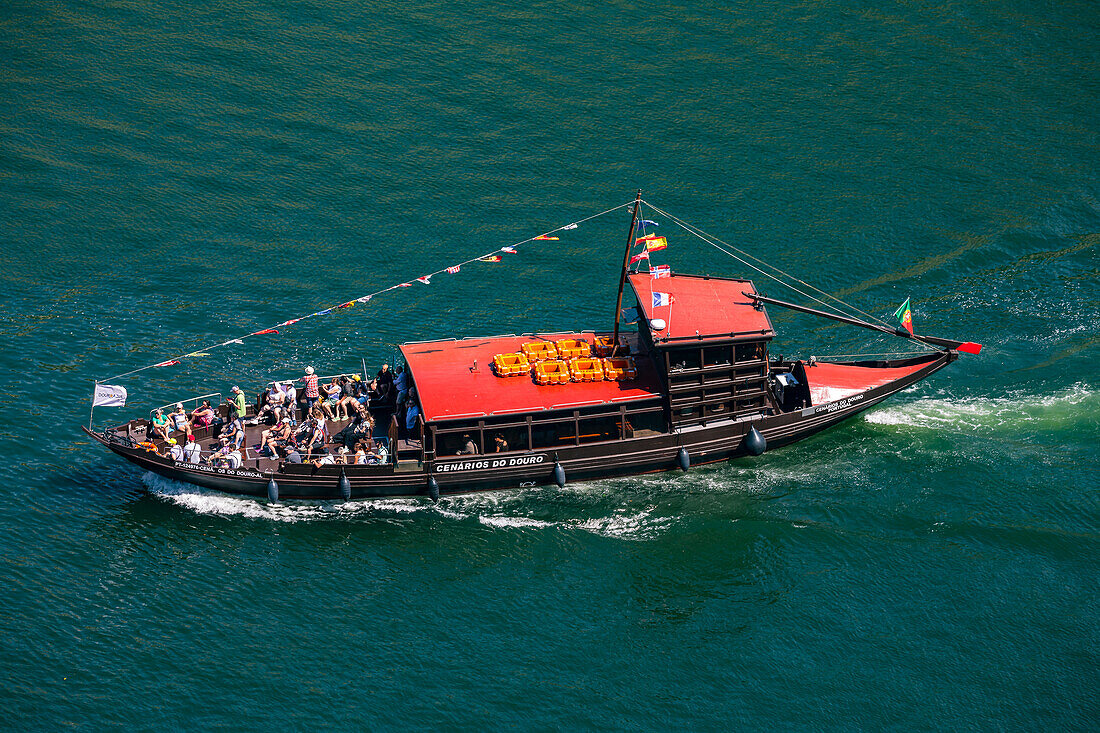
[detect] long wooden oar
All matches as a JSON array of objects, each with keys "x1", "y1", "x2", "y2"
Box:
[{"x1": 745, "y1": 293, "x2": 983, "y2": 355}]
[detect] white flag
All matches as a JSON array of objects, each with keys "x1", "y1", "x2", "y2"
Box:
[{"x1": 93, "y1": 384, "x2": 127, "y2": 407}]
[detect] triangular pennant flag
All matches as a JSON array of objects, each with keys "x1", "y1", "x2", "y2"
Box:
[
  {"x1": 417, "y1": 276, "x2": 431, "y2": 285},
  {"x1": 357, "y1": 296, "x2": 372, "y2": 303},
  {"x1": 500, "y1": 246, "x2": 517, "y2": 254},
  {"x1": 635, "y1": 233, "x2": 661, "y2": 245},
  {"x1": 397, "y1": 283, "x2": 412, "y2": 287},
  {"x1": 534, "y1": 235, "x2": 559, "y2": 240},
  {"x1": 563, "y1": 223, "x2": 578, "y2": 230},
  {"x1": 638, "y1": 220, "x2": 659, "y2": 228},
  {"x1": 250, "y1": 329, "x2": 279, "y2": 336},
  {"x1": 185, "y1": 352, "x2": 210, "y2": 357},
  {"x1": 278, "y1": 318, "x2": 301, "y2": 327},
  {"x1": 480, "y1": 255, "x2": 502, "y2": 263},
  {"x1": 629, "y1": 251, "x2": 649, "y2": 264},
  {"x1": 337, "y1": 301, "x2": 355, "y2": 309},
  {"x1": 154, "y1": 360, "x2": 180, "y2": 367}
]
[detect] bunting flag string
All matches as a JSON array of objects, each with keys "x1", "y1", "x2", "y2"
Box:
[{"x1": 97, "y1": 198, "x2": 636, "y2": 384}]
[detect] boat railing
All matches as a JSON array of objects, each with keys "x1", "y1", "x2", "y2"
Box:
[{"x1": 148, "y1": 392, "x2": 223, "y2": 421}]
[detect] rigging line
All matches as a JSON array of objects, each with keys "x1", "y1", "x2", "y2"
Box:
[
  {"x1": 645, "y1": 200, "x2": 887, "y2": 326},
  {"x1": 807, "y1": 350, "x2": 935, "y2": 359},
  {"x1": 99, "y1": 199, "x2": 637, "y2": 384},
  {"x1": 644, "y1": 202, "x2": 864, "y2": 322},
  {"x1": 643, "y1": 201, "x2": 895, "y2": 328}
]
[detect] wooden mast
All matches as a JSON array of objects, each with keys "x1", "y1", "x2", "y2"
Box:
[{"x1": 610, "y1": 190, "x2": 642, "y2": 356}]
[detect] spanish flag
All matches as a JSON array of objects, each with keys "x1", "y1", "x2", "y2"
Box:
[
  {"x1": 895, "y1": 298, "x2": 914, "y2": 335},
  {"x1": 635, "y1": 233, "x2": 661, "y2": 245},
  {"x1": 645, "y1": 236, "x2": 668, "y2": 252}
]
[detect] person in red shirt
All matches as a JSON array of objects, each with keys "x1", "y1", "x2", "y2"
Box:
[{"x1": 300, "y1": 366, "x2": 320, "y2": 415}]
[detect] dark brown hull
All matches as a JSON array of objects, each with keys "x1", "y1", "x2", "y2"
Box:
[{"x1": 84, "y1": 352, "x2": 953, "y2": 501}]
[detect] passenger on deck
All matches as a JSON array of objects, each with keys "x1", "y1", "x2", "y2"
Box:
[
  {"x1": 394, "y1": 366, "x2": 408, "y2": 404},
  {"x1": 369, "y1": 439, "x2": 389, "y2": 465},
  {"x1": 253, "y1": 385, "x2": 285, "y2": 425},
  {"x1": 311, "y1": 447, "x2": 336, "y2": 468},
  {"x1": 226, "y1": 447, "x2": 243, "y2": 470},
  {"x1": 225, "y1": 412, "x2": 245, "y2": 450},
  {"x1": 376, "y1": 364, "x2": 395, "y2": 405},
  {"x1": 282, "y1": 381, "x2": 298, "y2": 424},
  {"x1": 207, "y1": 439, "x2": 231, "y2": 467},
  {"x1": 300, "y1": 366, "x2": 320, "y2": 414},
  {"x1": 319, "y1": 377, "x2": 342, "y2": 421},
  {"x1": 493, "y1": 433, "x2": 508, "y2": 453},
  {"x1": 261, "y1": 417, "x2": 293, "y2": 457},
  {"x1": 352, "y1": 440, "x2": 369, "y2": 465},
  {"x1": 183, "y1": 433, "x2": 201, "y2": 464},
  {"x1": 168, "y1": 403, "x2": 189, "y2": 434},
  {"x1": 338, "y1": 376, "x2": 361, "y2": 420},
  {"x1": 405, "y1": 389, "x2": 420, "y2": 435},
  {"x1": 457, "y1": 434, "x2": 478, "y2": 455},
  {"x1": 334, "y1": 403, "x2": 372, "y2": 451},
  {"x1": 151, "y1": 409, "x2": 172, "y2": 442},
  {"x1": 230, "y1": 386, "x2": 247, "y2": 421},
  {"x1": 167, "y1": 438, "x2": 184, "y2": 462},
  {"x1": 303, "y1": 417, "x2": 327, "y2": 455},
  {"x1": 189, "y1": 400, "x2": 216, "y2": 430}
]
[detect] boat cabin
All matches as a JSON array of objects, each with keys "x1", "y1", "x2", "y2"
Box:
[
  {"x1": 399, "y1": 272, "x2": 780, "y2": 465},
  {"x1": 627, "y1": 272, "x2": 775, "y2": 428}
]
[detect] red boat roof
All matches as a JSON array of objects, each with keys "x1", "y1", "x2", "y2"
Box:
[
  {"x1": 628, "y1": 272, "x2": 774, "y2": 344},
  {"x1": 401, "y1": 333, "x2": 663, "y2": 423}
]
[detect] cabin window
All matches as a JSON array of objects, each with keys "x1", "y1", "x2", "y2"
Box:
[
  {"x1": 735, "y1": 342, "x2": 765, "y2": 363},
  {"x1": 625, "y1": 410, "x2": 666, "y2": 437},
  {"x1": 531, "y1": 420, "x2": 576, "y2": 449},
  {"x1": 486, "y1": 425, "x2": 529, "y2": 454},
  {"x1": 577, "y1": 416, "x2": 622, "y2": 444},
  {"x1": 703, "y1": 345, "x2": 731, "y2": 366},
  {"x1": 668, "y1": 349, "x2": 701, "y2": 371},
  {"x1": 705, "y1": 402, "x2": 728, "y2": 417},
  {"x1": 674, "y1": 406, "x2": 697, "y2": 422},
  {"x1": 437, "y1": 430, "x2": 482, "y2": 456}
]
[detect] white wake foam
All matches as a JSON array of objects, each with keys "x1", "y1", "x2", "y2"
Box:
[
  {"x1": 142, "y1": 473, "x2": 436, "y2": 521},
  {"x1": 864, "y1": 382, "x2": 1094, "y2": 431}
]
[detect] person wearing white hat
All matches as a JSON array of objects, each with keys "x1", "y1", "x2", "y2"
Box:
[
  {"x1": 300, "y1": 366, "x2": 320, "y2": 415},
  {"x1": 168, "y1": 402, "x2": 189, "y2": 433},
  {"x1": 229, "y1": 385, "x2": 247, "y2": 420}
]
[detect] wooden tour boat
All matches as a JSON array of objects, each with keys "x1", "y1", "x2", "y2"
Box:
[{"x1": 85, "y1": 193, "x2": 981, "y2": 502}]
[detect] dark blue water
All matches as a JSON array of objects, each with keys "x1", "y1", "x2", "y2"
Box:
[{"x1": 1, "y1": 1, "x2": 1097, "y2": 728}]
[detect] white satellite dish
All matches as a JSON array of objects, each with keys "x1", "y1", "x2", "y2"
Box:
[{"x1": 649, "y1": 318, "x2": 666, "y2": 331}]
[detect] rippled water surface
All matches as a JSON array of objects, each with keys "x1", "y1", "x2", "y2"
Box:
[{"x1": 1, "y1": 0, "x2": 1098, "y2": 728}]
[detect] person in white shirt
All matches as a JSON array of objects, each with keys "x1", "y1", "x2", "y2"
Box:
[
  {"x1": 167, "y1": 439, "x2": 184, "y2": 462},
  {"x1": 282, "y1": 381, "x2": 298, "y2": 424},
  {"x1": 183, "y1": 434, "x2": 202, "y2": 464}
]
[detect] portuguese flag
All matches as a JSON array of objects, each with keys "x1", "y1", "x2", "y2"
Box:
[{"x1": 895, "y1": 297, "x2": 914, "y2": 335}]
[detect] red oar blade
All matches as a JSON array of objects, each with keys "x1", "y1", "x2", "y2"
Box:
[{"x1": 957, "y1": 342, "x2": 983, "y2": 355}]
